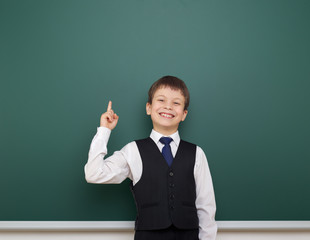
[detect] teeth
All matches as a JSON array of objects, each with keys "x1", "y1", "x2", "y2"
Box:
[{"x1": 160, "y1": 113, "x2": 173, "y2": 118}]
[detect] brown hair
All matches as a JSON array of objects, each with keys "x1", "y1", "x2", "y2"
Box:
[{"x1": 148, "y1": 76, "x2": 190, "y2": 110}]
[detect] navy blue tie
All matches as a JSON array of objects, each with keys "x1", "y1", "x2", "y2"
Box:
[{"x1": 159, "y1": 137, "x2": 173, "y2": 166}]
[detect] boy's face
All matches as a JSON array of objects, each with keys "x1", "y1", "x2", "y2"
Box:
[{"x1": 146, "y1": 87, "x2": 188, "y2": 135}]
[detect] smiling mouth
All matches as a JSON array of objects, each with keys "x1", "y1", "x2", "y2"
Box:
[{"x1": 159, "y1": 113, "x2": 174, "y2": 119}]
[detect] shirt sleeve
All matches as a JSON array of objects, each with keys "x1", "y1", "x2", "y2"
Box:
[
  {"x1": 194, "y1": 146, "x2": 217, "y2": 240},
  {"x1": 84, "y1": 127, "x2": 132, "y2": 184}
]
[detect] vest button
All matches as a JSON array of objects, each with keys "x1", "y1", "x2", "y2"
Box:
[
  {"x1": 169, "y1": 183, "x2": 175, "y2": 188},
  {"x1": 169, "y1": 172, "x2": 174, "y2": 176}
]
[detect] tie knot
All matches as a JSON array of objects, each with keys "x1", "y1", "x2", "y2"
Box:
[{"x1": 159, "y1": 137, "x2": 173, "y2": 145}]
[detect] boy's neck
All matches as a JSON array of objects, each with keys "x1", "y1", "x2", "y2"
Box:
[{"x1": 153, "y1": 126, "x2": 178, "y2": 136}]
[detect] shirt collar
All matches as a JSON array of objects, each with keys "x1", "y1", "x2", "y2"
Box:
[{"x1": 150, "y1": 129, "x2": 180, "y2": 147}]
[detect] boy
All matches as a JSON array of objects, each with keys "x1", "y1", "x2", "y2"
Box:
[{"x1": 85, "y1": 76, "x2": 217, "y2": 240}]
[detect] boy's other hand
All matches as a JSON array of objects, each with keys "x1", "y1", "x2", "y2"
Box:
[{"x1": 100, "y1": 101, "x2": 119, "y2": 130}]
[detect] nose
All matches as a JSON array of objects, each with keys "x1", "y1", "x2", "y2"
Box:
[{"x1": 164, "y1": 102, "x2": 173, "y2": 110}]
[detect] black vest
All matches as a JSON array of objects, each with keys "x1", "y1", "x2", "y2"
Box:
[{"x1": 131, "y1": 137, "x2": 199, "y2": 230}]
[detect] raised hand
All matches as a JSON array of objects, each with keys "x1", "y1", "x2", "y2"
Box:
[{"x1": 100, "y1": 101, "x2": 119, "y2": 130}]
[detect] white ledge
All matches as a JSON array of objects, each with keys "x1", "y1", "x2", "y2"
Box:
[
  {"x1": 0, "y1": 221, "x2": 310, "y2": 231},
  {"x1": 218, "y1": 221, "x2": 310, "y2": 231}
]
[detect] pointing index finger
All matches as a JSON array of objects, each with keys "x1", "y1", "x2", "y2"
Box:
[{"x1": 107, "y1": 101, "x2": 112, "y2": 111}]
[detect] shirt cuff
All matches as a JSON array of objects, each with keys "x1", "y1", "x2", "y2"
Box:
[{"x1": 97, "y1": 126, "x2": 111, "y2": 142}]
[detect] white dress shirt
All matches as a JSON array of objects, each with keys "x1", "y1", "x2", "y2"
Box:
[{"x1": 85, "y1": 127, "x2": 217, "y2": 240}]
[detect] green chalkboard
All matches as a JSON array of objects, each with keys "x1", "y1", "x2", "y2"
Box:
[{"x1": 1, "y1": 0, "x2": 309, "y2": 221}]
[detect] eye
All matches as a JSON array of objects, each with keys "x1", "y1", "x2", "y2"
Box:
[
  {"x1": 174, "y1": 102, "x2": 180, "y2": 105},
  {"x1": 158, "y1": 99, "x2": 164, "y2": 102}
]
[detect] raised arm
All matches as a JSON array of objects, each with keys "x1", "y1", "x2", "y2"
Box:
[{"x1": 85, "y1": 101, "x2": 130, "y2": 184}]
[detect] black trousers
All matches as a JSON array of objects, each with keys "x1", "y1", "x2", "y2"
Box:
[{"x1": 134, "y1": 225, "x2": 199, "y2": 240}]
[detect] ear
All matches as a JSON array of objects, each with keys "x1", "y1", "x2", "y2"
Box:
[
  {"x1": 146, "y1": 102, "x2": 151, "y2": 115},
  {"x1": 181, "y1": 109, "x2": 188, "y2": 121}
]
